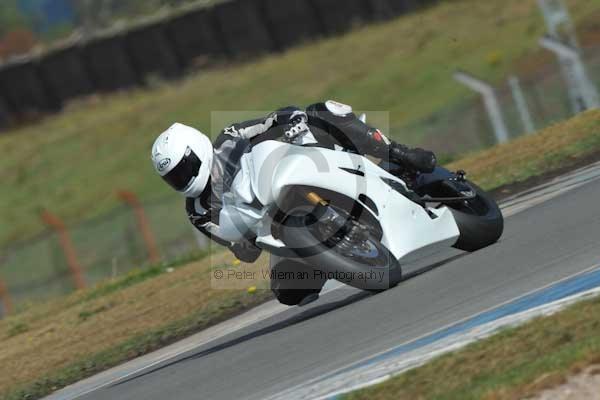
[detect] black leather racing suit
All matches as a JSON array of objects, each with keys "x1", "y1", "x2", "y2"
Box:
[{"x1": 186, "y1": 101, "x2": 437, "y2": 262}]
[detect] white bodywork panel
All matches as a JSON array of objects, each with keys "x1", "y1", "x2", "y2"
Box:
[{"x1": 218, "y1": 141, "x2": 460, "y2": 262}]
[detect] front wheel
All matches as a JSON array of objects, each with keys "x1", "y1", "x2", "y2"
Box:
[
  {"x1": 278, "y1": 205, "x2": 402, "y2": 291},
  {"x1": 448, "y1": 181, "x2": 504, "y2": 252}
]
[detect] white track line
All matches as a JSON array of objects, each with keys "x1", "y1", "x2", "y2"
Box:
[
  {"x1": 267, "y1": 262, "x2": 600, "y2": 400},
  {"x1": 311, "y1": 283, "x2": 600, "y2": 400}
]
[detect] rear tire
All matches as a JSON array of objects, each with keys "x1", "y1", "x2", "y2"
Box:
[{"x1": 449, "y1": 181, "x2": 504, "y2": 252}]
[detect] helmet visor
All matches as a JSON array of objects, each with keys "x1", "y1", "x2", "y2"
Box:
[{"x1": 162, "y1": 147, "x2": 203, "y2": 191}]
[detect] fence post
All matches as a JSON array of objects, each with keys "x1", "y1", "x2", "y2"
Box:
[
  {"x1": 0, "y1": 278, "x2": 13, "y2": 316},
  {"x1": 539, "y1": 36, "x2": 600, "y2": 111},
  {"x1": 537, "y1": 0, "x2": 593, "y2": 114},
  {"x1": 41, "y1": 210, "x2": 86, "y2": 290},
  {"x1": 454, "y1": 70, "x2": 510, "y2": 144},
  {"x1": 117, "y1": 191, "x2": 161, "y2": 265},
  {"x1": 508, "y1": 76, "x2": 536, "y2": 134}
]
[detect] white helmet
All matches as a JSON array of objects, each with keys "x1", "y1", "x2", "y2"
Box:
[{"x1": 151, "y1": 123, "x2": 213, "y2": 198}]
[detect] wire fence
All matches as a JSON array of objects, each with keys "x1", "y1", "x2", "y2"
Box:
[
  {"x1": 0, "y1": 194, "x2": 204, "y2": 315},
  {"x1": 401, "y1": 45, "x2": 600, "y2": 156},
  {"x1": 0, "y1": 45, "x2": 599, "y2": 318}
]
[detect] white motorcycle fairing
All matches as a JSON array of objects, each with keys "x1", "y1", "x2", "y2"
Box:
[{"x1": 217, "y1": 140, "x2": 460, "y2": 263}]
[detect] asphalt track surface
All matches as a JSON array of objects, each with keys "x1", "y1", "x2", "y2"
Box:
[{"x1": 57, "y1": 167, "x2": 600, "y2": 400}]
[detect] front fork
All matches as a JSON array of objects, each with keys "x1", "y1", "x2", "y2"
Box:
[
  {"x1": 303, "y1": 191, "x2": 370, "y2": 245},
  {"x1": 304, "y1": 191, "x2": 346, "y2": 232}
]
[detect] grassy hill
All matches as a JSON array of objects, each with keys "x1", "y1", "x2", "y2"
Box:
[{"x1": 1, "y1": 0, "x2": 599, "y2": 246}]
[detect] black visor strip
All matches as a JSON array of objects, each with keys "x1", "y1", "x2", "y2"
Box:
[{"x1": 162, "y1": 148, "x2": 202, "y2": 191}]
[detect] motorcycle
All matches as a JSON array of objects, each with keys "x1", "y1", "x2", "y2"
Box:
[{"x1": 216, "y1": 127, "x2": 504, "y2": 306}]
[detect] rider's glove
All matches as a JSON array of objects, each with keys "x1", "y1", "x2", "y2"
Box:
[
  {"x1": 188, "y1": 210, "x2": 211, "y2": 228},
  {"x1": 186, "y1": 198, "x2": 212, "y2": 228},
  {"x1": 390, "y1": 143, "x2": 437, "y2": 173},
  {"x1": 230, "y1": 239, "x2": 262, "y2": 263}
]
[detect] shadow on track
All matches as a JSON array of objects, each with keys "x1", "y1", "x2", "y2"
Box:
[
  {"x1": 111, "y1": 253, "x2": 466, "y2": 387},
  {"x1": 401, "y1": 253, "x2": 466, "y2": 281},
  {"x1": 112, "y1": 292, "x2": 370, "y2": 387}
]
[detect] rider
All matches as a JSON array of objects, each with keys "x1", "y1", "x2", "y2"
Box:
[{"x1": 151, "y1": 100, "x2": 437, "y2": 263}]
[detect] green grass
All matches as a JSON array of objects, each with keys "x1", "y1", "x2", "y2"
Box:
[
  {"x1": 75, "y1": 247, "x2": 212, "y2": 303},
  {"x1": 345, "y1": 295, "x2": 600, "y2": 400},
  {"x1": 1, "y1": 0, "x2": 600, "y2": 247}
]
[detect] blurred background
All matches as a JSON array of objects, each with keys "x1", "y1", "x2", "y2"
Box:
[{"x1": 0, "y1": 0, "x2": 599, "y2": 316}]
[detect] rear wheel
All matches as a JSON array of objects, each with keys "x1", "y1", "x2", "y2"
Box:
[{"x1": 447, "y1": 181, "x2": 504, "y2": 252}]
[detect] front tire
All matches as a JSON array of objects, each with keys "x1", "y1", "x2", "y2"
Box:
[
  {"x1": 278, "y1": 208, "x2": 402, "y2": 291},
  {"x1": 449, "y1": 181, "x2": 504, "y2": 252}
]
